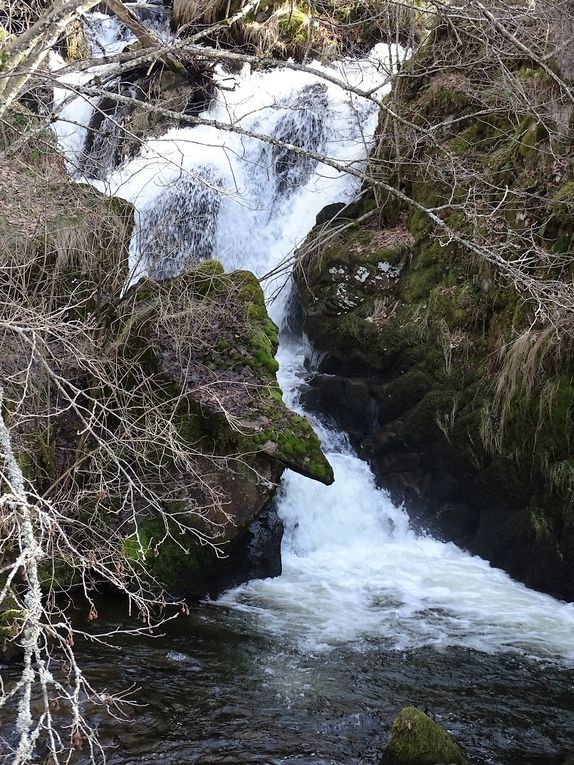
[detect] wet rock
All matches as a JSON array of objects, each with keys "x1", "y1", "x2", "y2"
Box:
[
  {"x1": 293, "y1": 10, "x2": 574, "y2": 601},
  {"x1": 314, "y1": 198, "x2": 363, "y2": 226},
  {"x1": 81, "y1": 60, "x2": 215, "y2": 179},
  {"x1": 301, "y1": 374, "x2": 376, "y2": 445},
  {"x1": 168, "y1": 503, "x2": 283, "y2": 598},
  {"x1": 381, "y1": 707, "x2": 469, "y2": 765}
]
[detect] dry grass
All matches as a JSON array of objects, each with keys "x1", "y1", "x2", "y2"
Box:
[
  {"x1": 171, "y1": 0, "x2": 233, "y2": 30},
  {"x1": 481, "y1": 322, "x2": 574, "y2": 452}
]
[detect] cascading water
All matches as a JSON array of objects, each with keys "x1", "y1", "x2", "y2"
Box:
[{"x1": 52, "y1": 19, "x2": 574, "y2": 763}]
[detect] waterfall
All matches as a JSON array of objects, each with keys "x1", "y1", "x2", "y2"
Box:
[{"x1": 55, "y1": 22, "x2": 574, "y2": 665}]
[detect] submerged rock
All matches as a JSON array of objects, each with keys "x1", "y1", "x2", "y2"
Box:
[{"x1": 381, "y1": 707, "x2": 469, "y2": 765}]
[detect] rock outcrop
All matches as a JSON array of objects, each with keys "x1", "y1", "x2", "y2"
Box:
[
  {"x1": 295, "y1": 4, "x2": 574, "y2": 600},
  {"x1": 0, "y1": 108, "x2": 332, "y2": 609},
  {"x1": 171, "y1": 0, "x2": 422, "y2": 60}
]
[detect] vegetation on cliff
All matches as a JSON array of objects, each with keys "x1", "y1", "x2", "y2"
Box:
[{"x1": 295, "y1": 0, "x2": 574, "y2": 600}]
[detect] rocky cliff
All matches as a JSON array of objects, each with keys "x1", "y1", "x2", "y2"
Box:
[{"x1": 295, "y1": 2, "x2": 574, "y2": 600}]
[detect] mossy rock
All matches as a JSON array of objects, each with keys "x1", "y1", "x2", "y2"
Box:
[
  {"x1": 122, "y1": 520, "x2": 225, "y2": 592},
  {"x1": 550, "y1": 181, "x2": 574, "y2": 226},
  {"x1": 114, "y1": 263, "x2": 332, "y2": 485},
  {"x1": 381, "y1": 707, "x2": 469, "y2": 765}
]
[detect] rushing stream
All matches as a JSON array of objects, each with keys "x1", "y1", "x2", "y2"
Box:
[{"x1": 44, "y1": 11, "x2": 574, "y2": 764}]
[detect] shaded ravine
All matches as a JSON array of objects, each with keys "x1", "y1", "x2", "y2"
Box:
[{"x1": 50, "y1": 17, "x2": 574, "y2": 764}]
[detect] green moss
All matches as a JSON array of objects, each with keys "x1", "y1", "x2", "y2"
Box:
[
  {"x1": 376, "y1": 369, "x2": 433, "y2": 425},
  {"x1": 400, "y1": 388, "x2": 459, "y2": 444},
  {"x1": 419, "y1": 86, "x2": 473, "y2": 120},
  {"x1": 248, "y1": 328, "x2": 280, "y2": 373},
  {"x1": 276, "y1": 7, "x2": 309, "y2": 43},
  {"x1": 550, "y1": 181, "x2": 574, "y2": 225},
  {"x1": 0, "y1": 595, "x2": 25, "y2": 645},
  {"x1": 427, "y1": 284, "x2": 479, "y2": 329},
  {"x1": 445, "y1": 124, "x2": 483, "y2": 157},
  {"x1": 382, "y1": 707, "x2": 468, "y2": 765},
  {"x1": 518, "y1": 121, "x2": 546, "y2": 160},
  {"x1": 122, "y1": 529, "x2": 150, "y2": 562},
  {"x1": 191, "y1": 259, "x2": 226, "y2": 296},
  {"x1": 407, "y1": 206, "x2": 433, "y2": 241},
  {"x1": 130, "y1": 518, "x2": 219, "y2": 590},
  {"x1": 401, "y1": 262, "x2": 443, "y2": 302},
  {"x1": 254, "y1": 411, "x2": 334, "y2": 484},
  {"x1": 217, "y1": 338, "x2": 231, "y2": 352}
]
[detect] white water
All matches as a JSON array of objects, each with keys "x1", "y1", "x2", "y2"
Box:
[
  {"x1": 218, "y1": 341, "x2": 574, "y2": 662},
  {"x1": 56, "y1": 20, "x2": 574, "y2": 665}
]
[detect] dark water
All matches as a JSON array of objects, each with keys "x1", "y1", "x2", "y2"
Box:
[{"x1": 29, "y1": 598, "x2": 571, "y2": 765}]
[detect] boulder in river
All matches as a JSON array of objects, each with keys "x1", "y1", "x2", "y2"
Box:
[{"x1": 381, "y1": 706, "x2": 469, "y2": 765}]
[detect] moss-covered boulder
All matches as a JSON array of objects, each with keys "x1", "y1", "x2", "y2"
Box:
[
  {"x1": 381, "y1": 707, "x2": 469, "y2": 765},
  {"x1": 0, "y1": 107, "x2": 331, "y2": 604},
  {"x1": 96, "y1": 263, "x2": 332, "y2": 594}
]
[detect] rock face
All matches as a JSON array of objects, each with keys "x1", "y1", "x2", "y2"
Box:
[
  {"x1": 171, "y1": 0, "x2": 422, "y2": 60},
  {"x1": 0, "y1": 109, "x2": 332, "y2": 607},
  {"x1": 81, "y1": 59, "x2": 215, "y2": 179},
  {"x1": 295, "y1": 5, "x2": 574, "y2": 601},
  {"x1": 381, "y1": 707, "x2": 469, "y2": 765}
]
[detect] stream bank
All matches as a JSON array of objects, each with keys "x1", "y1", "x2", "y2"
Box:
[{"x1": 294, "y1": 4, "x2": 574, "y2": 601}]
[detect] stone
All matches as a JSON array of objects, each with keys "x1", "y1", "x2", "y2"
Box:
[{"x1": 381, "y1": 707, "x2": 469, "y2": 765}]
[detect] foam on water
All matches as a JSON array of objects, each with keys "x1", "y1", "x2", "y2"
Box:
[
  {"x1": 218, "y1": 341, "x2": 574, "y2": 662},
  {"x1": 54, "y1": 21, "x2": 574, "y2": 665}
]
